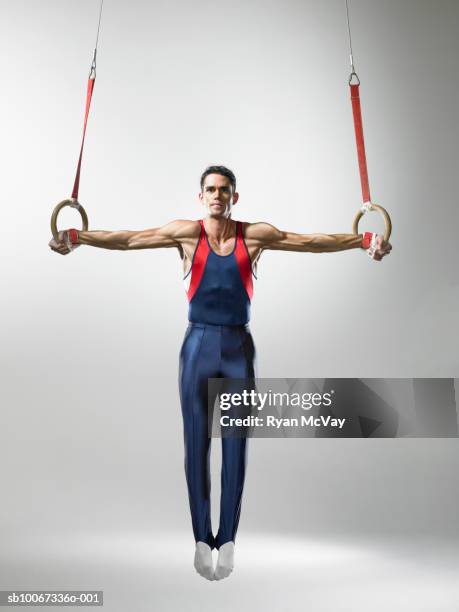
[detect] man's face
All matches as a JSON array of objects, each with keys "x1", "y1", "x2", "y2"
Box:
[{"x1": 199, "y1": 173, "x2": 239, "y2": 219}]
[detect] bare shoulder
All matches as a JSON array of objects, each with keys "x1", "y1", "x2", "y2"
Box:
[{"x1": 242, "y1": 221, "x2": 283, "y2": 244}]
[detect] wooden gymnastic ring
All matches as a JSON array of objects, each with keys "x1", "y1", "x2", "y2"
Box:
[
  {"x1": 50, "y1": 199, "x2": 89, "y2": 242},
  {"x1": 352, "y1": 203, "x2": 392, "y2": 242}
]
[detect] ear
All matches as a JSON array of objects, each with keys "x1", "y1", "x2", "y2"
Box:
[
  {"x1": 232, "y1": 191, "x2": 239, "y2": 205},
  {"x1": 198, "y1": 192, "x2": 203, "y2": 203}
]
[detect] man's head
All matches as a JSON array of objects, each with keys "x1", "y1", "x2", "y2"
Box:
[{"x1": 199, "y1": 165, "x2": 239, "y2": 219}]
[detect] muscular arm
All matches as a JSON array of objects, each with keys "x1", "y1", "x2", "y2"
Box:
[
  {"x1": 49, "y1": 219, "x2": 200, "y2": 256},
  {"x1": 245, "y1": 222, "x2": 363, "y2": 253},
  {"x1": 78, "y1": 219, "x2": 197, "y2": 251}
]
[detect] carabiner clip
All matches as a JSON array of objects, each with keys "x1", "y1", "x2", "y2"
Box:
[
  {"x1": 348, "y1": 71, "x2": 360, "y2": 86},
  {"x1": 89, "y1": 48, "x2": 97, "y2": 79}
]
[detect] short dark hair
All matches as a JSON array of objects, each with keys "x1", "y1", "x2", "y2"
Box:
[{"x1": 200, "y1": 165, "x2": 236, "y2": 193}]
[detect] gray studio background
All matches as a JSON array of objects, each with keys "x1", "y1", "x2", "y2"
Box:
[{"x1": 1, "y1": 1, "x2": 458, "y2": 611}]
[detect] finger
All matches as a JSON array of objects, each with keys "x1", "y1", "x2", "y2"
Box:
[{"x1": 51, "y1": 246, "x2": 70, "y2": 255}]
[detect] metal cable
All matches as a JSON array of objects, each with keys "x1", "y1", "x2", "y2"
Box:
[
  {"x1": 90, "y1": 0, "x2": 105, "y2": 77},
  {"x1": 345, "y1": 0, "x2": 355, "y2": 71}
]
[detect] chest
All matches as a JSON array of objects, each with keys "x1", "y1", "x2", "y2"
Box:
[{"x1": 206, "y1": 235, "x2": 236, "y2": 256}]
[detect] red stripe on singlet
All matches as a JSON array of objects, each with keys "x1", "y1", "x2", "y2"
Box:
[
  {"x1": 234, "y1": 222, "x2": 253, "y2": 301},
  {"x1": 187, "y1": 220, "x2": 210, "y2": 303}
]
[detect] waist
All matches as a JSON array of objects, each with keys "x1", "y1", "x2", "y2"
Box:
[{"x1": 187, "y1": 322, "x2": 251, "y2": 332}]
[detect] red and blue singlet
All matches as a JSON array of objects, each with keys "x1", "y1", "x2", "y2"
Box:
[{"x1": 184, "y1": 220, "x2": 255, "y2": 326}]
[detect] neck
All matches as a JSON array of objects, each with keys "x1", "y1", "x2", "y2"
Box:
[{"x1": 204, "y1": 215, "x2": 234, "y2": 240}]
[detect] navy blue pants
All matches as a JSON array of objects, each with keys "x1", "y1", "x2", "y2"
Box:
[{"x1": 179, "y1": 322, "x2": 256, "y2": 550}]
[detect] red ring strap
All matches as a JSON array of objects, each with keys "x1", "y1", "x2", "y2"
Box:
[
  {"x1": 350, "y1": 83, "x2": 371, "y2": 204},
  {"x1": 71, "y1": 77, "x2": 96, "y2": 200}
]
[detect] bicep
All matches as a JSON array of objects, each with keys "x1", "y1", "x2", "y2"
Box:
[
  {"x1": 128, "y1": 220, "x2": 196, "y2": 250},
  {"x1": 265, "y1": 230, "x2": 314, "y2": 252},
  {"x1": 247, "y1": 223, "x2": 313, "y2": 252}
]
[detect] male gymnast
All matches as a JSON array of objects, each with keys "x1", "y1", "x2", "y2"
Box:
[{"x1": 49, "y1": 165, "x2": 392, "y2": 580}]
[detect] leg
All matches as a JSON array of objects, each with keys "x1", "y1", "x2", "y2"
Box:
[
  {"x1": 214, "y1": 326, "x2": 256, "y2": 579},
  {"x1": 215, "y1": 434, "x2": 248, "y2": 549},
  {"x1": 180, "y1": 325, "x2": 226, "y2": 580},
  {"x1": 179, "y1": 325, "x2": 219, "y2": 550}
]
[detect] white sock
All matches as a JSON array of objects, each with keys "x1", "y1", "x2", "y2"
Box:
[
  {"x1": 214, "y1": 541, "x2": 235, "y2": 580},
  {"x1": 194, "y1": 542, "x2": 214, "y2": 581}
]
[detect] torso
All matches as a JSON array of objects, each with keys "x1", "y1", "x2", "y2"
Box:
[
  {"x1": 180, "y1": 219, "x2": 261, "y2": 277},
  {"x1": 183, "y1": 219, "x2": 256, "y2": 326}
]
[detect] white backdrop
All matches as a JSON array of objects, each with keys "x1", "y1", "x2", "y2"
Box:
[{"x1": 0, "y1": 1, "x2": 458, "y2": 610}]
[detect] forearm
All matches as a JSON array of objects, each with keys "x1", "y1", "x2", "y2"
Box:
[
  {"x1": 304, "y1": 233, "x2": 363, "y2": 253},
  {"x1": 78, "y1": 230, "x2": 132, "y2": 250},
  {"x1": 266, "y1": 231, "x2": 364, "y2": 253}
]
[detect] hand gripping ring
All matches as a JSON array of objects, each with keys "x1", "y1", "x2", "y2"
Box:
[
  {"x1": 50, "y1": 199, "x2": 89, "y2": 242},
  {"x1": 352, "y1": 203, "x2": 392, "y2": 242}
]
